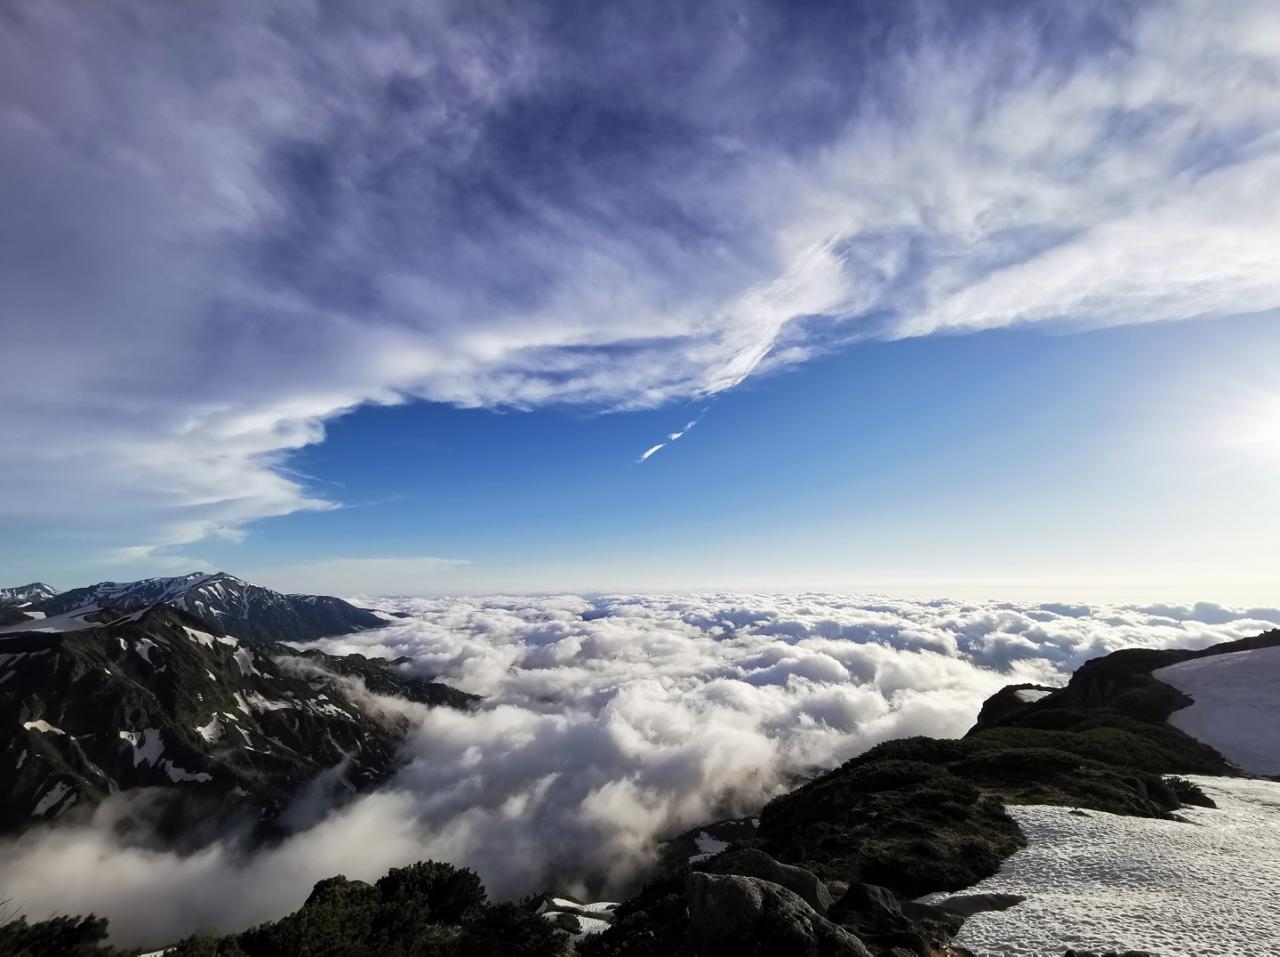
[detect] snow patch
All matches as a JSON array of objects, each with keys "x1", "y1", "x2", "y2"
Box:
[
  {"x1": 134, "y1": 638, "x2": 159, "y2": 666},
  {"x1": 120, "y1": 728, "x2": 165, "y2": 766},
  {"x1": 1154, "y1": 645, "x2": 1280, "y2": 776},
  {"x1": 244, "y1": 692, "x2": 293, "y2": 711},
  {"x1": 195, "y1": 714, "x2": 223, "y2": 743},
  {"x1": 163, "y1": 761, "x2": 212, "y2": 784},
  {"x1": 23, "y1": 719, "x2": 66, "y2": 735},
  {"x1": 184, "y1": 626, "x2": 237, "y2": 649},
  {"x1": 233, "y1": 646, "x2": 256, "y2": 675},
  {"x1": 1014, "y1": 688, "x2": 1052, "y2": 703},
  {"x1": 944, "y1": 776, "x2": 1280, "y2": 956},
  {"x1": 689, "y1": 831, "x2": 730, "y2": 862},
  {"x1": 32, "y1": 781, "x2": 73, "y2": 817}
]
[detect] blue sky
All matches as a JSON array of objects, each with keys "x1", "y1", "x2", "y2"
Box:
[{"x1": 2, "y1": 0, "x2": 1279, "y2": 600}]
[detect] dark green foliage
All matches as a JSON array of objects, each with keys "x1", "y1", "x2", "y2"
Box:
[
  {"x1": 0, "y1": 912, "x2": 119, "y2": 956},
  {"x1": 375, "y1": 860, "x2": 487, "y2": 924},
  {"x1": 167, "y1": 861, "x2": 566, "y2": 957},
  {"x1": 1165, "y1": 775, "x2": 1216, "y2": 808},
  {"x1": 576, "y1": 872, "x2": 694, "y2": 957}
]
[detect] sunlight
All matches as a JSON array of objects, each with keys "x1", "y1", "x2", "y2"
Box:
[{"x1": 1223, "y1": 390, "x2": 1280, "y2": 458}]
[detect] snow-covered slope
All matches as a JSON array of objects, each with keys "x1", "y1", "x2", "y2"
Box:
[
  {"x1": 1154, "y1": 645, "x2": 1280, "y2": 776},
  {"x1": 943, "y1": 776, "x2": 1280, "y2": 956}
]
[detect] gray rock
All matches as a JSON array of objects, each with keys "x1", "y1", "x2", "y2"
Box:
[
  {"x1": 934, "y1": 892, "x2": 1026, "y2": 918},
  {"x1": 701, "y1": 847, "x2": 833, "y2": 914},
  {"x1": 828, "y1": 881, "x2": 907, "y2": 934},
  {"x1": 686, "y1": 872, "x2": 872, "y2": 957}
]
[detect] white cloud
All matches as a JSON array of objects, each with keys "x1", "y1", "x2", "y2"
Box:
[
  {"x1": 1, "y1": 591, "x2": 1271, "y2": 947},
  {"x1": 2, "y1": 1, "x2": 1279, "y2": 560}
]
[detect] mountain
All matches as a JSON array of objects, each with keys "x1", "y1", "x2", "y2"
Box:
[
  {"x1": 1, "y1": 603, "x2": 475, "y2": 845},
  {"x1": 0, "y1": 582, "x2": 60, "y2": 607},
  {"x1": 37, "y1": 571, "x2": 388, "y2": 644}
]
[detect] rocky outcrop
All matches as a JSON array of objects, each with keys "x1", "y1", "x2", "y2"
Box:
[
  {"x1": 931, "y1": 892, "x2": 1025, "y2": 919},
  {"x1": 702, "y1": 847, "x2": 833, "y2": 913},
  {"x1": 685, "y1": 872, "x2": 872, "y2": 957}
]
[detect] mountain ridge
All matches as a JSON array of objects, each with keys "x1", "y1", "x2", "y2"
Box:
[
  {"x1": 20, "y1": 570, "x2": 388, "y2": 644},
  {"x1": 1, "y1": 601, "x2": 476, "y2": 846}
]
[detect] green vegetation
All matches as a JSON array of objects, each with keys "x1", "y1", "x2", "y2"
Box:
[{"x1": 167, "y1": 862, "x2": 567, "y2": 957}]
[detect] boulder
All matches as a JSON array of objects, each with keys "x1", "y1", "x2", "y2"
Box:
[
  {"x1": 702, "y1": 847, "x2": 834, "y2": 914},
  {"x1": 933, "y1": 892, "x2": 1025, "y2": 918},
  {"x1": 828, "y1": 882, "x2": 909, "y2": 936},
  {"x1": 685, "y1": 871, "x2": 872, "y2": 957}
]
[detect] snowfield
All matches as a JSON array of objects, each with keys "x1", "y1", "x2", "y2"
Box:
[
  {"x1": 944, "y1": 776, "x2": 1280, "y2": 957},
  {"x1": 1154, "y1": 646, "x2": 1280, "y2": 776}
]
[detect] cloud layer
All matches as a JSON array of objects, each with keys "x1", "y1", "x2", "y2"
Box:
[
  {"x1": 3, "y1": 0, "x2": 1279, "y2": 558},
  {"x1": 1, "y1": 592, "x2": 1274, "y2": 947}
]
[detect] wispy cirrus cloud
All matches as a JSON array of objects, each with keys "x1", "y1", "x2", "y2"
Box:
[{"x1": 2, "y1": 0, "x2": 1279, "y2": 564}]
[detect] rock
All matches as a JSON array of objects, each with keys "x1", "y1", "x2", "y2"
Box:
[
  {"x1": 685, "y1": 871, "x2": 872, "y2": 957},
  {"x1": 828, "y1": 882, "x2": 909, "y2": 935},
  {"x1": 933, "y1": 892, "x2": 1025, "y2": 918},
  {"x1": 702, "y1": 847, "x2": 834, "y2": 914}
]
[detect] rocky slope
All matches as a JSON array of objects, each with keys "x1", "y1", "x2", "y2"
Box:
[
  {"x1": 0, "y1": 603, "x2": 474, "y2": 844},
  {"x1": 33, "y1": 571, "x2": 388, "y2": 644},
  {"x1": 578, "y1": 630, "x2": 1280, "y2": 956}
]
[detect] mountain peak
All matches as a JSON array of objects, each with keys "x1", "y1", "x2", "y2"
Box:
[{"x1": 35, "y1": 571, "x2": 386, "y2": 644}]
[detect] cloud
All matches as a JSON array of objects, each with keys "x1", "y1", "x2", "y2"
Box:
[
  {"x1": 2, "y1": 0, "x2": 1279, "y2": 559},
  {"x1": 1, "y1": 591, "x2": 1272, "y2": 947},
  {"x1": 638, "y1": 409, "x2": 707, "y2": 462}
]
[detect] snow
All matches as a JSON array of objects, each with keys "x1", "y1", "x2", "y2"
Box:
[
  {"x1": 163, "y1": 762, "x2": 212, "y2": 783},
  {"x1": 25, "y1": 610, "x2": 46, "y2": 620},
  {"x1": 195, "y1": 715, "x2": 223, "y2": 743},
  {"x1": 244, "y1": 692, "x2": 294, "y2": 711},
  {"x1": 689, "y1": 831, "x2": 731, "y2": 862},
  {"x1": 23, "y1": 719, "x2": 66, "y2": 735},
  {"x1": 120, "y1": 728, "x2": 165, "y2": 766},
  {"x1": 233, "y1": 646, "x2": 256, "y2": 675},
  {"x1": 1014, "y1": 688, "x2": 1052, "y2": 703},
  {"x1": 32, "y1": 781, "x2": 73, "y2": 817},
  {"x1": 1154, "y1": 646, "x2": 1280, "y2": 776},
  {"x1": 134, "y1": 638, "x2": 159, "y2": 666},
  {"x1": 0, "y1": 606, "x2": 107, "y2": 634},
  {"x1": 550, "y1": 899, "x2": 618, "y2": 915},
  {"x1": 942, "y1": 776, "x2": 1280, "y2": 956},
  {"x1": 183, "y1": 626, "x2": 237, "y2": 648},
  {"x1": 540, "y1": 899, "x2": 617, "y2": 940}
]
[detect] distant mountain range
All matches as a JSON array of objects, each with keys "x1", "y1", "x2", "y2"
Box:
[
  {"x1": 2, "y1": 570, "x2": 391, "y2": 643},
  {"x1": 0, "y1": 572, "x2": 474, "y2": 845}
]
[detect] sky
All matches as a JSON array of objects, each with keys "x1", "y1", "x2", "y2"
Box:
[{"x1": 2, "y1": 0, "x2": 1279, "y2": 602}]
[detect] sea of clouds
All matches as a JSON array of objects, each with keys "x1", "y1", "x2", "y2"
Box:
[{"x1": 2, "y1": 593, "x2": 1277, "y2": 947}]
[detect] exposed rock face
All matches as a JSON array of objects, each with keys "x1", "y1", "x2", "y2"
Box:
[
  {"x1": 0, "y1": 604, "x2": 474, "y2": 843},
  {"x1": 703, "y1": 847, "x2": 833, "y2": 914},
  {"x1": 931, "y1": 892, "x2": 1025, "y2": 919},
  {"x1": 685, "y1": 871, "x2": 872, "y2": 957},
  {"x1": 36, "y1": 571, "x2": 387, "y2": 644}
]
